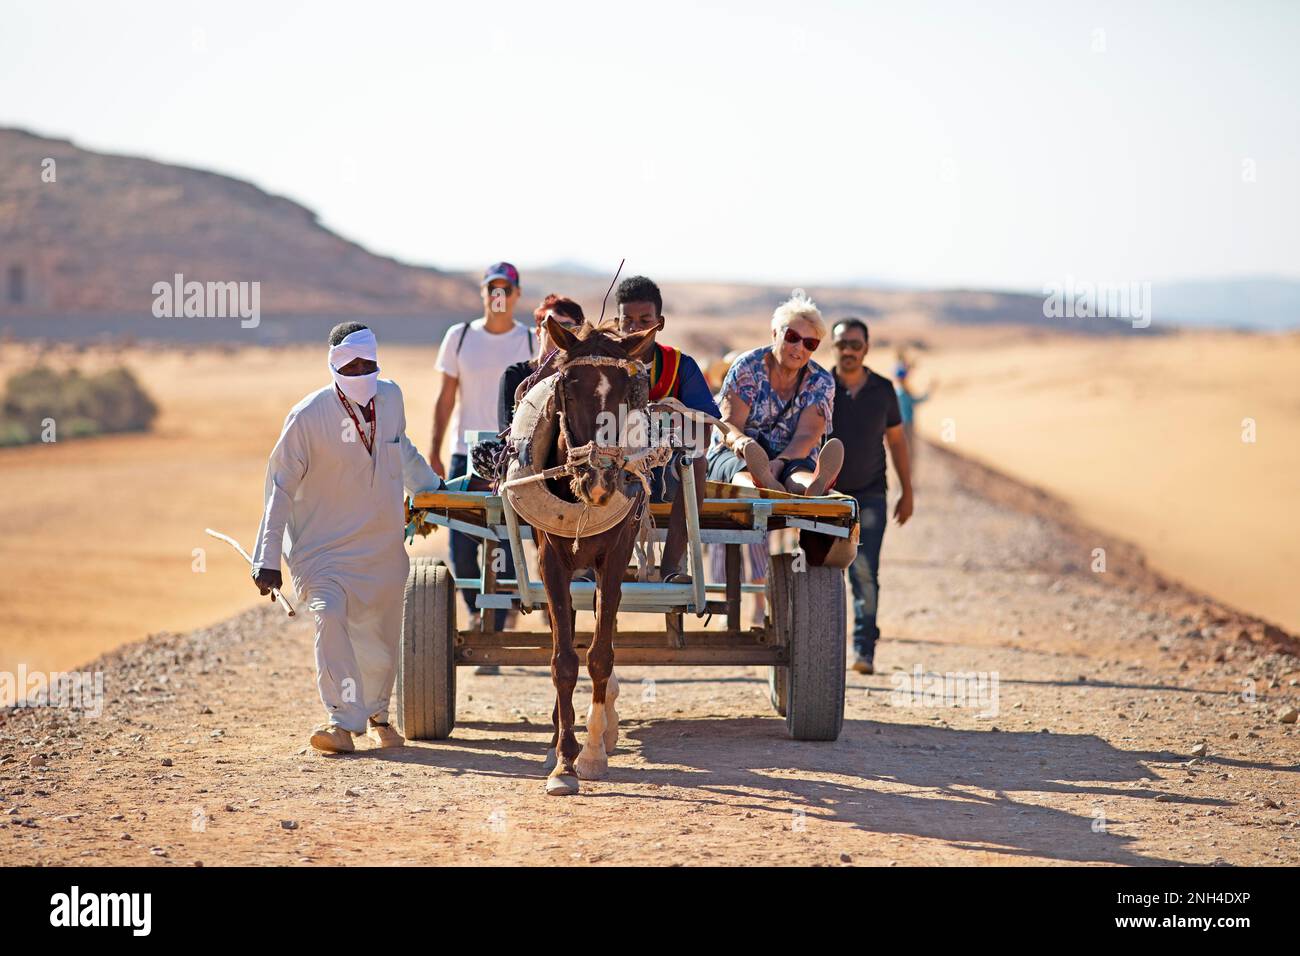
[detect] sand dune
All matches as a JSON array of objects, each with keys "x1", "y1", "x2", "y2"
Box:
[
  {"x1": 911, "y1": 331, "x2": 1300, "y2": 633},
  {"x1": 0, "y1": 343, "x2": 445, "y2": 678}
]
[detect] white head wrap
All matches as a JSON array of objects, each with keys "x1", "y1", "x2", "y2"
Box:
[{"x1": 328, "y1": 327, "x2": 380, "y2": 405}]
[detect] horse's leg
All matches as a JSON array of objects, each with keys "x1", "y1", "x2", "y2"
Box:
[
  {"x1": 540, "y1": 536, "x2": 581, "y2": 796},
  {"x1": 575, "y1": 531, "x2": 631, "y2": 779},
  {"x1": 540, "y1": 600, "x2": 561, "y2": 775},
  {"x1": 604, "y1": 668, "x2": 621, "y2": 754},
  {"x1": 541, "y1": 603, "x2": 576, "y2": 776}
]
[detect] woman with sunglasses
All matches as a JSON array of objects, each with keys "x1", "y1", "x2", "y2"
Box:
[{"x1": 706, "y1": 290, "x2": 843, "y2": 495}]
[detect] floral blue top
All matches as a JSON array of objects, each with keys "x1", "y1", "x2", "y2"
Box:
[{"x1": 715, "y1": 346, "x2": 835, "y2": 458}]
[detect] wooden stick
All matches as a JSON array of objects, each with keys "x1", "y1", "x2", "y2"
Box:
[{"x1": 204, "y1": 528, "x2": 296, "y2": 617}]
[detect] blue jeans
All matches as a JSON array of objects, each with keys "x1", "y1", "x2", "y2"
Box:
[
  {"x1": 846, "y1": 491, "x2": 888, "y2": 657},
  {"x1": 449, "y1": 453, "x2": 511, "y2": 628}
]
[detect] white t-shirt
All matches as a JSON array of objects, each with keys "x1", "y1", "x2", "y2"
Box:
[{"x1": 436, "y1": 317, "x2": 535, "y2": 456}]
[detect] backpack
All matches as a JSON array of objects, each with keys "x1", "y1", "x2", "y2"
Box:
[{"x1": 455, "y1": 321, "x2": 535, "y2": 359}]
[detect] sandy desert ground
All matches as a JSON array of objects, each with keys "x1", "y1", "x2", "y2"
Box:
[
  {"x1": 2, "y1": 328, "x2": 1297, "y2": 682},
  {"x1": 1, "y1": 328, "x2": 1298, "y2": 866},
  {"x1": 2, "y1": 443, "x2": 1296, "y2": 866},
  {"x1": 911, "y1": 331, "x2": 1300, "y2": 634},
  {"x1": 0, "y1": 341, "x2": 445, "y2": 682}
]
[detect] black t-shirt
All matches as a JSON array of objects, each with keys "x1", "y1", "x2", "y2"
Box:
[
  {"x1": 498, "y1": 359, "x2": 535, "y2": 432},
  {"x1": 832, "y1": 369, "x2": 901, "y2": 494}
]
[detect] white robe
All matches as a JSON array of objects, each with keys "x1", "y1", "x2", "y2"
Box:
[{"x1": 252, "y1": 379, "x2": 440, "y2": 731}]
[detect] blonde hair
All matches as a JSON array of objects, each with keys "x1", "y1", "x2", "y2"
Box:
[{"x1": 771, "y1": 289, "x2": 827, "y2": 340}]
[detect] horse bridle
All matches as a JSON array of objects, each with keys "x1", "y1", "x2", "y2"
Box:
[
  {"x1": 501, "y1": 353, "x2": 718, "y2": 563},
  {"x1": 554, "y1": 355, "x2": 651, "y2": 476},
  {"x1": 498, "y1": 354, "x2": 677, "y2": 494}
]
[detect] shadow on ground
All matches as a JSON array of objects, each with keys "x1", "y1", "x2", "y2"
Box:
[{"x1": 337, "y1": 714, "x2": 1292, "y2": 865}]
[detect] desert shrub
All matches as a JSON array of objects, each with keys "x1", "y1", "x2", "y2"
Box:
[
  {"x1": 2, "y1": 366, "x2": 68, "y2": 423},
  {"x1": 0, "y1": 421, "x2": 31, "y2": 447},
  {"x1": 0, "y1": 364, "x2": 157, "y2": 446},
  {"x1": 63, "y1": 417, "x2": 102, "y2": 438}
]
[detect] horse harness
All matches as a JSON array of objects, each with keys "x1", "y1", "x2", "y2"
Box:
[{"x1": 496, "y1": 355, "x2": 660, "y2": 563}]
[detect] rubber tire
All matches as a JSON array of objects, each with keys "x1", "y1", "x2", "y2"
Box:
[
  {"x1": 771, "y1": 553, "x2": 846, "y2": 741},
  {"x1": 397, "y1": 562, "x2": 457, "y2": 740},
  {"x1": 768, "y1": 664, "x2": 789, "y2": 718}
]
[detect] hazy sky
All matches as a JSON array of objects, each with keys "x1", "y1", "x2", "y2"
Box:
[{"x1": 5, "y1": 0, "x2": 1298, "y2": 290}]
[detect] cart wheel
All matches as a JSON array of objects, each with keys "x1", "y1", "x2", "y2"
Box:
[
  {"x1": 770, "y1": 553, "x2": 845, "y2": 741},
  {"x1": 397, "y1": 562, "x2": 457, "y2": 740},
  {"x1": 768, "y1": 664, "x2": 788, "y2": 717}
]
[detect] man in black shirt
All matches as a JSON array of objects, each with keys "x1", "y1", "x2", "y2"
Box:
[{"x1": 830, "y1": 318, "x2": 913, "y2": 673}]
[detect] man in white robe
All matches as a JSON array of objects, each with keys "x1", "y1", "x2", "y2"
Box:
[{"x1": 252, "y1": 323, "x2": 442, "y2": 753}]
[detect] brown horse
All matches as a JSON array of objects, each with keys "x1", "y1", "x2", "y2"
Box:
[{"x1": 532, "y1": 315, "x2": 657, "y2": 795}]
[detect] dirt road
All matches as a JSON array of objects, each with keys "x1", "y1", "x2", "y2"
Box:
[{"x1": 2, "y1": 446, "x2": 1297, "y2": 866}]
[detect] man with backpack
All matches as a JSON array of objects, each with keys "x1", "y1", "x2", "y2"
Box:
[{"x1": 430, "y1": 262, "x2": 536, "y2": 654}]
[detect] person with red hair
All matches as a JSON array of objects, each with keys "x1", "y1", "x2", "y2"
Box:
[{"x1": 498, "y1": 294, "x2": 586, "y2": 430}]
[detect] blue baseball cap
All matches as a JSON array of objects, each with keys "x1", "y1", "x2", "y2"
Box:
[{"x1": 482, "y1": 262, "x2": 520, "y2": 289}]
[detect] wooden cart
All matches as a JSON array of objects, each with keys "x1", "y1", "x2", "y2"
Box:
[{"x1": 398, "y1": 465, "x2": 859, "y2": 743}]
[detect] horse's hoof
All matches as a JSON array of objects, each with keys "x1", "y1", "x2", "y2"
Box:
[
  {"x1": 546, "y1": 774, "x2": 580, "y2": 796},
  {"x1": 575, "y1": 753, "x2": 607, "y2": 781},
  {"x1": 541, "y1": 748, "x2": 557, "y2": 775}
]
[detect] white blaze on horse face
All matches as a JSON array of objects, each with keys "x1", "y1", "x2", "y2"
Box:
[{"x1": 595, "y1": 372, "x2": 612, "y2": 412}]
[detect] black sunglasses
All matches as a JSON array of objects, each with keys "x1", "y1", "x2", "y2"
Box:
[{"x1": 782, "y1": 327, "x2": 821, "y2": 351}]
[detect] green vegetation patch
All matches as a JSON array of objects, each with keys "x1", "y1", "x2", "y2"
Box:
[{"x1": 0, "y1": 365, "x2": 159, "y2": 446}]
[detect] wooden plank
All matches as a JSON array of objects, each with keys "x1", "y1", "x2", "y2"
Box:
[
  {"x1": 480, "y1": 539, "x2": 500, "y2": 634},
  {"x1": 460, "y1": 629, "x2": 768, "y2": 648},
  {"x1": 725, "y1": 544, "x2": 741, "y2": 630},
  {"x1": 457, "y1": 645, "x2": 787, "y2": 666},
  {"x1": 666, "y1": 612, "x2": 685, "y2": 648},
  {"x1": 413, "y1": 489, "x2": 854, "y2": 521},
  {"x1": 411, "y1": 490, "x2": 496, "y2": 511},
  {"x1": 647, "y1": 498, "x2": 855, "y2": 520}
]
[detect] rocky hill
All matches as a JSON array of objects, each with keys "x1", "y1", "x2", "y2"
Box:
[
  {"x1": 0, "y1": 127, "x2": 1147, "y2": 346},
  {"x1": 0, "y1": 128, "x2": 478, "y2": 331}
]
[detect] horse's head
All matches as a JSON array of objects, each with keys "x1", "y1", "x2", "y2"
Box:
[{"x1": 547, "y1": 314, "x2": 657, "y2": 507}]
